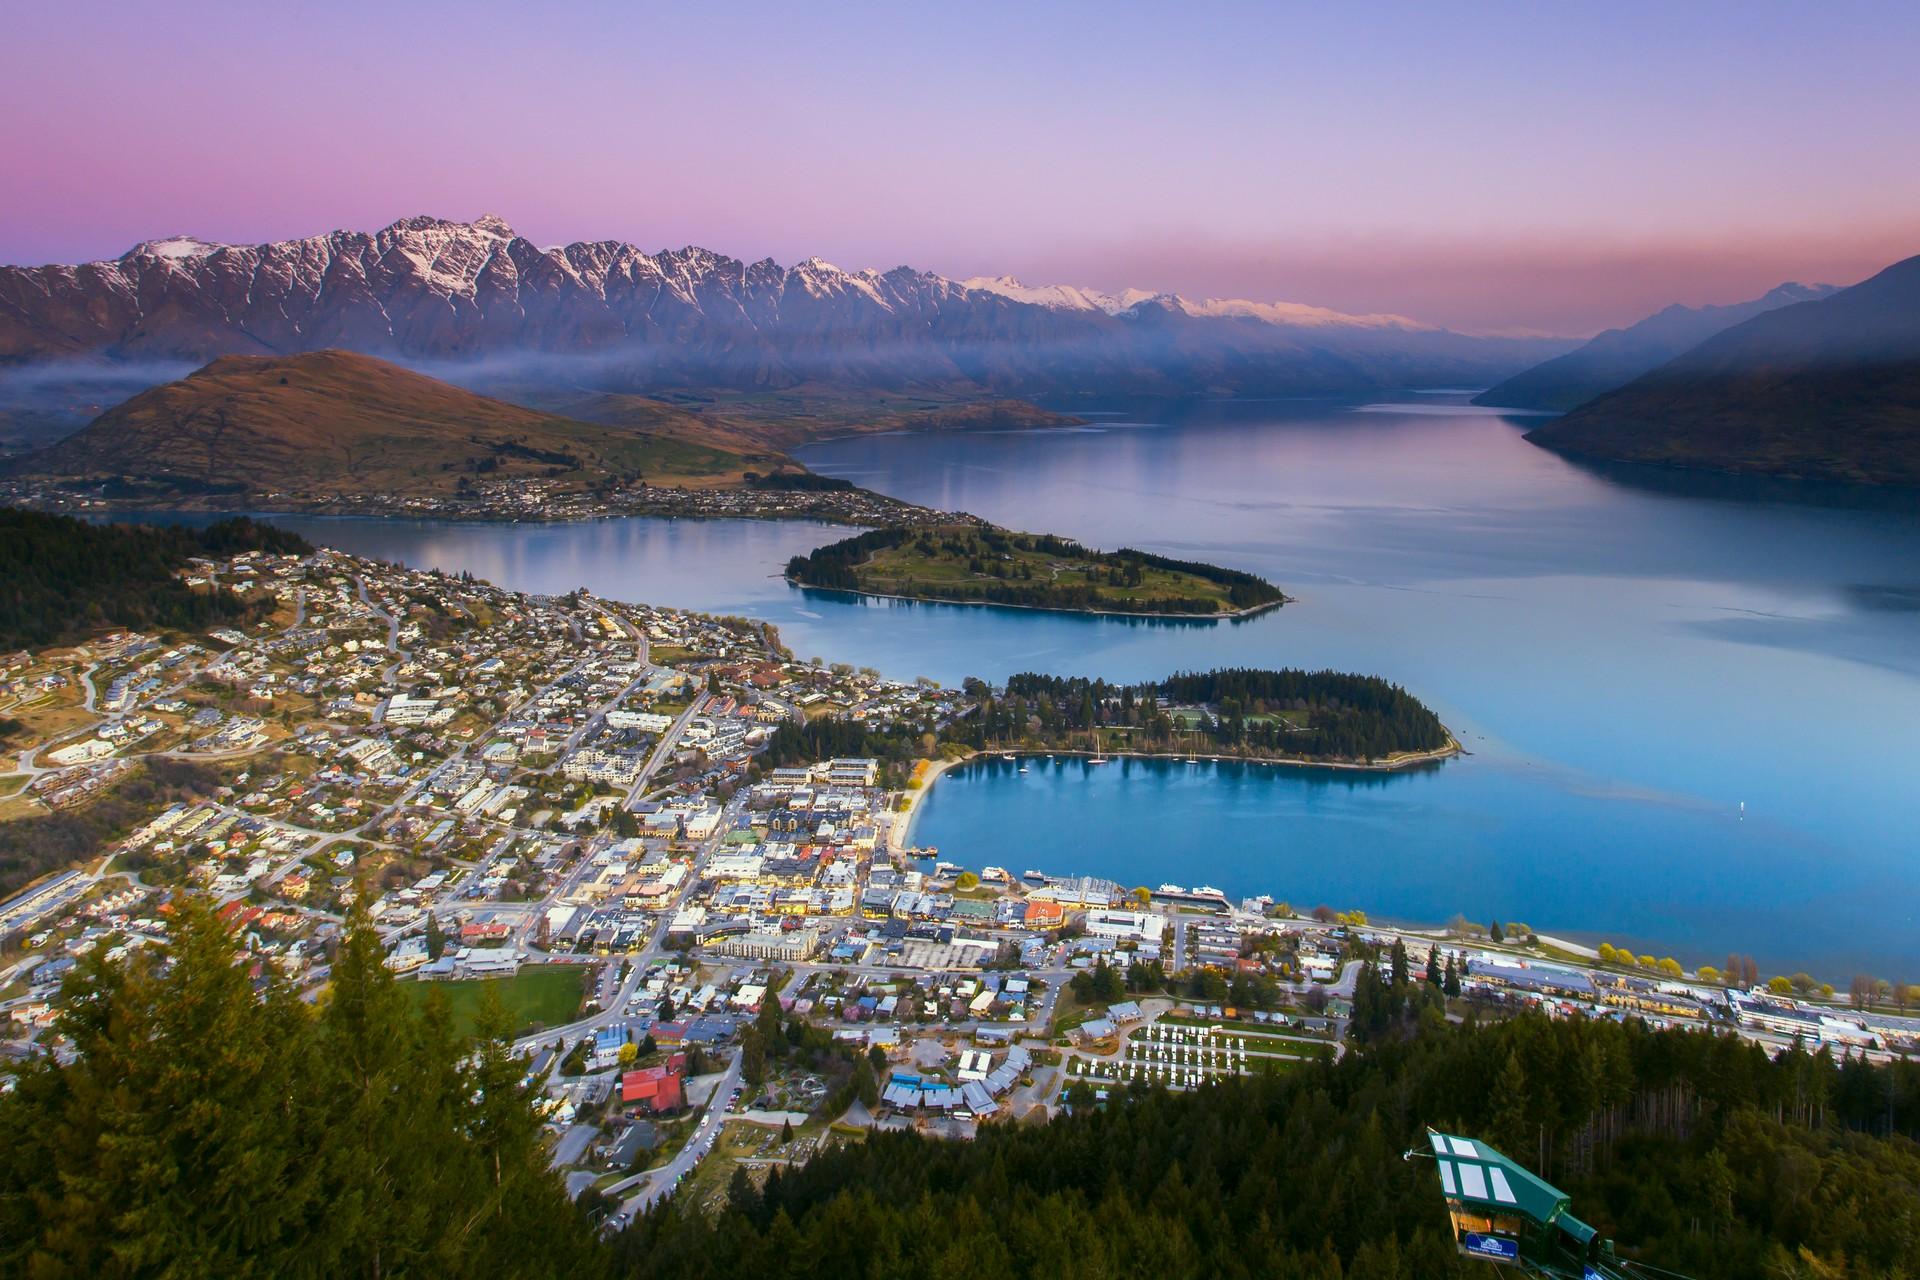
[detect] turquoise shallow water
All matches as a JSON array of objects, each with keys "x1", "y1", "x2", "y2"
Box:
[{"x1": 186, "y1": 394, "x2": 1920, "y2": 976}]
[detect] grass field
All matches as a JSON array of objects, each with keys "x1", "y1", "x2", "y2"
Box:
[{"x1": 403, "y1": 964, "x2": 588, "y2": 1038}]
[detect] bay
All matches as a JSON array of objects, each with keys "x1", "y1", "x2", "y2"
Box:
[{"x1": 220, "y1": 394, "x2": 1920, "y2": 976}]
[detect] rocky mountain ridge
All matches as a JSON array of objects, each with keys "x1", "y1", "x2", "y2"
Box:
[{"x1": 0, "y1": 215, "x2": 1571, "y2": 404}]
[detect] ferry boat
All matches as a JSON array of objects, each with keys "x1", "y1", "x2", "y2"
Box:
[{"x1": 1022, "y1": 869, "x2": 1047, "y2": 883}]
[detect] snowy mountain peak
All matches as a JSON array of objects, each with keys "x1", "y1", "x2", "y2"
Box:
[
  {"x1": 1758, "y1": 282, "x2": 1835, "y2": 307},
  {"x1": 125, "y1": 236, "x2": 226, "y2": 262},
  {"x1": 960, "y1": 275, "x2": 1155, "y2": 315},
  {"x1": 960, "y1": 273, "x2": 1423, "y2": 329},
  {"x1": 1173, "y1": 296, "x2": 1430, "y2": 331},
  {"x1": 378, "y1": 214, "x2": 516, "y2": 240}
]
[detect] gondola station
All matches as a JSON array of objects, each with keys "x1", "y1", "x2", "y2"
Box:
[{"x1": 1416, "y1": 1130, "x2": 1692, "y2": 1280}]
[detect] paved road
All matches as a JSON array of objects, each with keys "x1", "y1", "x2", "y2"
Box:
[
  {"x1": 607, "y1": 1049, "x2": 745, "y2": 1222},
  {"x1": 624, "y1": 693, "x2": 707, "y2": 809},
  {"x1": 548, "y1": 1122, "x2": 597, "y2": 1171},
  {"x1": 511, "y1": 711, "x2": 727, "y2": 1056}
]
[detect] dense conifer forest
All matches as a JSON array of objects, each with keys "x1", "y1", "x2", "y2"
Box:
[
  {"x1": 985, "y1": 668, "x2": 1451, "y2": 761},
  {"x1": 614, "y1": 1009, "x2": 1920, "y2": 1280},
  {"x1": 0, "y1": 507, "x2": 310, "y2": 648},
  {"x1": 761, "y1": 667, "x2": 1449, "y2": 768}
]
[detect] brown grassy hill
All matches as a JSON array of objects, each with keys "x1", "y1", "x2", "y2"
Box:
[
  {"x1": 13, "y1": 351, "x2": 769, "y2": 497},
  {"x1": 502, "y1": 384, "x2": 1083, "y2": 451},
  {"x1": 549, "y1": 391, "x2": 782, "y2": 453}
]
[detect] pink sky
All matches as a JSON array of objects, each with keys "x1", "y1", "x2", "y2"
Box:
[{"x1": 5, "y1": 2, "x2": 1916, "y2": 335}]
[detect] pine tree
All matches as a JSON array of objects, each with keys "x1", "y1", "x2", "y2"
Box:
[
  {"x1": 743, "y1": 1030, "x2": 769, "y2": 1090},
  {"x1": 1489, "y1": 1048, "x2": 1532, "y2": 1161},
  {"x1": 853, "y1": 1056, "x2": 880, "y2": 1109},
  {"x1": 0, "y1": 897, "x2": 606, "y2": 1278}
]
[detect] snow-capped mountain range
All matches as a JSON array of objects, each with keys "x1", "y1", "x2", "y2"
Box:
[
  {"x1": 0, "y1": 215, "x2": 1570, "y2": 401},
  {"x1": 959, "y1": 274, "x2": 1428, "y2": 330}
]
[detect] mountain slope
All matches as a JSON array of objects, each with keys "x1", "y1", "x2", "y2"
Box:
[
  {"x1": 525, "y1": 388, "x2": 1082, "y2": 452},
  {"x1": 0, "y1": 216, "x2": 1572, "y2": 410},
  {"x1": 9, "y1": 350, "x2": 774, "y2": 497},
  {"x1": 1526, "y1": 255, "x2": 1920, "y2": 485},
  {"x1": 1474, "y1": 282, "x2": 1834, "y2": 411}
]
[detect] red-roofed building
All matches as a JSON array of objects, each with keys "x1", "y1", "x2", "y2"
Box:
[
  {"x1": 621, "y1": 1054, "x2": 687, "y2": 1113},
  {"x1": 217, "y1": 901, "x2": 264, "y2": 930},
  {"x1": 1023, "y1": 900, "x2": 1065, "y2": 929}
]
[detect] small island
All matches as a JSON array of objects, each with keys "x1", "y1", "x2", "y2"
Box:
[{"x1": 785, "y1": 525, "x2": 1287, "y2": 618}]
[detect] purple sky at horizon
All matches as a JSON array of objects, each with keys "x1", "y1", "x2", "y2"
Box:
[{"x1": 5, "y1": 1, "x2": 1917, "y2": 335}]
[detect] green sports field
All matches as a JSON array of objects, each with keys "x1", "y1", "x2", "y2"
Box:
[{"x1": 403, "y1": 964, "x2": 588, "y2": 1038}]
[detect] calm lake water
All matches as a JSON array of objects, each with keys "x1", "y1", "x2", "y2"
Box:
[{"x1": 234, "y1": 395, "x2": 1920, "y2": 977}]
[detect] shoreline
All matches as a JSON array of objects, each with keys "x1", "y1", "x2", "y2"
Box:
[
  {"x1": 0, "y1": 487, "x2": 963, "y2": 531},
  {"x1": 787, "y1": 578, "x2": 1289, "y2": 622},
  {"x1": 889, "y1": 738, "x2": 1461, "y2": 854},
  {"x1": 888, "y1": 754, "x2": 967, "y2": 854}
]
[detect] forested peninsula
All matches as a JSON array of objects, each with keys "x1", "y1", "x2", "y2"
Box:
[{"x1": 765, "y1": 666, "x2": 1456, "y2": 771}]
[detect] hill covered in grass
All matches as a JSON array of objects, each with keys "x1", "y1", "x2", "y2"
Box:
[{"x1": 9, "y1": 350, "x2": 772, "y2": 501}]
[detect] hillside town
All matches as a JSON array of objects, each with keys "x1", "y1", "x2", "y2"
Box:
[
  {"x1": 0, "y1": 470, "x2": 979, "y2": 528},
  {"x1": 4, "y1": 542, "x2": 1918, "y2": 1227}
]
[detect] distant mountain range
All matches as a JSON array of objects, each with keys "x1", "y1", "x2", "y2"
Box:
[
  {"x1": 1524, "y1": 254, "x2": 1920, "y2": 485},
  {"x1": 1473, "y1": 282, "x2": 1836, "y2": 412},
  {"x1": 0, "y1": 215, "x2": 1572, "y2": 437}
]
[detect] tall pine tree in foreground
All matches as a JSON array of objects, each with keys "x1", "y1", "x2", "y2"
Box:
[{"x1": 0, "y1": 899, "x2": 603, "y2": 1279}]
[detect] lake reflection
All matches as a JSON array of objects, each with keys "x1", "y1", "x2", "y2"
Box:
[{"x1": 178, "y1": 394, "x2": 1920, "y2": 974}]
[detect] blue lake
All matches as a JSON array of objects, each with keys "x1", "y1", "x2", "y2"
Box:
[{"x1": 232, "y1": 395, "x2": 1920, "y2": 977}]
